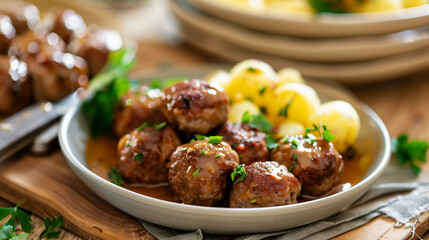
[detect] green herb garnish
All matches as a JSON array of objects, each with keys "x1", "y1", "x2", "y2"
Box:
[
  {"x1": 289, "y1": 153, "x2": 298, "y2": 171},
  {"x1": 148, "y1": 77, "x2": 187, "y2": 90},
  {"x1": 134, "y1": 153, "x2": 143, "y2": 163},
  {"x1": 308, "y1": 0, "x2": 348, "y2": 13},
  {"x1": 108, "y1": 167, "x2": 123, "y2": 186},
  {"x1": 291, "y1": 138, "x2": 300, "y2": 149},
  {"x1": 208, "y1": 136, "x2": 223, "y2": 144},
  {"x1": 279, "y1": 96, "x2": 295, "y2": 117},
  {"x1": 215, "y1": 154, "x2": 221, "y2": 158},
  {"x1": 306, "y1": 123, "x2": 335, "y2": 142},
  {"x1": 259, "y1": 86, "x2": 267, "y2": 95},
  {"x1": 260, "y1": 106, "x2": 267, "y2": 114},
  {"x1": 193, "y1": 169, "x2": 201, "y2": 178},
  {"x1": 248, "y1": 67, "x2": 255, "y2": 72},
  {"x1": 195, "y1": 134, "x2": 206, "y2": 141},
  {"x1": 266, "y1": 134, "x2": 279, "y2": 150},
  {"x1": 82, "y1": 48, "x2": 134, "y2": 137},
  {"x1": 137, "y1": 122, "x2": 152, "y2": 131},
  {"x1": 0, "y1": 201, "x2": 32, "y2": 240},
  {"x1": 250, "y1": 199, "x2": 257, "y2": 204},
  {"x1": 41, "y1": 216, "x2": 63, "y2": 239},
  {"x1": 200, "y1": 150, "x2": 205, "y2": 155},
  {"x1": 391, "y1": 134, "x2": 428, "y2": 175},
  {"x1": 304, "y1": 133, "x2": 317, "y2": 145},
  {"x1": 231, "y1": 165, "x2": 246, "y2": 184},
  {"x1": 250, "y1": 114, "x2": 273, "y2": 133},
  {"x1": 155, "y1": 122, "x2": 167, "y2": 130},
  {"x1": 242, "y1": 111, "x2": 251, "y2": 124}
]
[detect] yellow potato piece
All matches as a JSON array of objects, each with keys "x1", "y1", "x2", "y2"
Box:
[
  {"x1": 277, "y1": 68, "x2": 306, "y2": 85},
  {"x1": 318, "y1": 100, "x2": 360, "y2": 153},
  {"x1": 229, "y1": 100, "x2": 261, "y2": 123},
  {"x1": 268, "y1": 83, "x2": 321, "y2": 126},
  {"x1": 402, "y1": 0, "x2": 427, "y2": 8},
  {"x1": 357, "y1": 0, "x2": 403, "y2": 12},
  {"x1": 227, "y1": 59, "x2": 278, "y2": 105},
  {"x1": 277, "y1": 120, "x2": 305, "y2": 137},
  {"x1": 204, "y1": 70, "x2": 231, "y2": 90}
]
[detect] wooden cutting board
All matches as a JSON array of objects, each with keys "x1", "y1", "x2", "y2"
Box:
[{"x1": 1, "y1": 42, "x2": 429, "y2": 240}]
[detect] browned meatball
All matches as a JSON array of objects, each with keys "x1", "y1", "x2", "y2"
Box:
[
  {"x1": 217, "y1": 122, "x2": 268, "y2": 165},
  {"x1": 42, "y1": 9, "x2": 86, "y2": 43},
  {"x1": 229, "y1": 162, "x2": 301, "y2": 208},
  {"x1": 30, "y1": 51, "x2": 88, "y2": 102},
  {"x1": 168, "y1": 139, "x2": 239, "y2": 206},
  {"x1": 0, "y1": 56, "x2": 32, "y2": 114},
  {"x1": 0, "y1": 1, "x2": 39, "y2": 34},
  {"x1": 270, "y1": 136, "x2": 343, "y2": 196},
  {"x1": 68, "y1": 25, "x2": 122, "y2": 77},
  {"x1": 0, "y1": 14, "x2": 16, "y2": 54},
  {"x1": 161, "y1": 79, "x2": 229, "y2": 135},
  {"x1": 113, "y1": 86, "x2": 166, "y2": 137},
  {"x1": 117, "y1": 124, "x2": 181, "y2": 184}
]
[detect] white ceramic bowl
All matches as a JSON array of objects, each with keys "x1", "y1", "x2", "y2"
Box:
[
  {"x1": 59, "y1": 66, "x2": 390, "y2": 234},
  {"x1": 188, "y1": 0, "x2": 429, "y2": 38}
]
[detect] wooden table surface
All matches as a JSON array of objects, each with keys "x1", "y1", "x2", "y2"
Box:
[{"x1": 2, "y1": 1, "x2": 429, "y2": 239}]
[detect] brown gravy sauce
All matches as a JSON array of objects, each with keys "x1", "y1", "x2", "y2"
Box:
[{"x1": 85, "y1": 136, "x2": 370, "y2": 204}]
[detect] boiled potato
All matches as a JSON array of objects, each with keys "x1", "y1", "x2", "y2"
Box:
[
  {"x1": 402, "y1": 0, "x2": 427, "y2": 8},
  {"x1": 356, "y1": 0, "x2": 403, "y2": 12},
  {"x1": 204, "y1": 70, "x2": 231, "y2": 90},
  {"x1": 277, "y1": 68, "x2": 306, "y2": 85},
  {"x1": 226, "y1": 59, "x2": 278, "y2": 105},
  {"x1": 229, "y1": 100, "x2": 261, "y2": 123},
  {"x1": 268, "y1": 83, "x2": 321, "y2": 126},
  {"x1": 277, "y1": 120, "x2": 305, "y2": 137},
  {"x1": 318, "y1": 100, "x2": 360, "y2": 153}
]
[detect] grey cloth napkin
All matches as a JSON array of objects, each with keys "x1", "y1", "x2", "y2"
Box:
[{"x1": 140, "y1": 160, "x2": 429, "y2": 240}]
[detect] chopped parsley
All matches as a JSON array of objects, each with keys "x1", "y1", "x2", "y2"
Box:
[
  {"x1": 391, "y1": 134, "x2": 428, "y2": 175},
  {"x1": 250, "y1": 114, "x2": 273, "y2": 133},
  {"x1": 108, "y1": 167, "x2": 123, "y2": 186},
  {"x1": 125, "y1": 142, "x2": 131, "y2": 147},
  {"x1": 245, "y1": 97, "x2": 253, "y2": 102},
  {"x1": 306, "y1": 123, "x2": 335, "y2": 142},
  {"x1": 125, "y1": 98, "x2": 133, "y2": 106},
  {"x1": 42, "y1": 216, "x2": 63, "y2": 239},
  {"x1": 231, "y1": 165, "x2": 246, "y2": 184},
  {"x1": 137, "y1": 122, "x2": 153, "y2": 131},
  {"x1": 193, "y1": 169, "x2": 201, "y2": 178},
  {"x1": 304, "y1": 133, "x2": 317, "y2": 145},
  {"x1": 231, "y1": 143, "x2": 239, "y2": 149},
  {"x1": 155, "y1": 122, "x2": 167, "y2": 130},
  {"x1": 250, "y1": 199, "x2": 257, "y2": 204},
  {"x1": 248, "y1": 67, "x2": 256, "y2": 72},
  {"x1": 279, "y1": 96, "x2": 295, "y2": 117},
  {"x1": 266, "y1": 134, "x2": 280, "y2": 150},
  {"x1": 195, "y1": 134, "x2": 206, "y2": 141},
  {"x1": 200, "y1": 150, "x2": 205, "y2": 155},
  {"x1": 259, "y1": 86, "x2": 267, "y2": 95},
  {"x1": 134, "y1": 153, "x2": 143, "y2": 163},
  {"x1": 215, "y1": 154, "x2": 221, "y2": 158},
  {"x1": 291, "y1": 138, "x2": 300, "y2": 149},
  {"x1": 289, "y1": 153, "x2": 298, "y2": 171},
  {"x1": 260, "y1": 106, "x2": 267, "y2": 114},
  {"x1": 148, "y1": 77, "x2": 187, "y2": 90},
  {"x1": 208, "y1": 136, "x2": 223, "y2": 144},
  {"x1": 283, "y1": 136, "x2": 290, "y2": 143},
  {"x1": 242, "y1": 111, "x2": 251, "y2": 124},
  {"x1": 308, "y1": 0, "x2": 348, "y2": 13}
]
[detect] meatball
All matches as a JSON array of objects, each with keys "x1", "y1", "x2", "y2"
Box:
[
  {"x1": 68, "y1": 25, "x2": 122, "y2": 77},
  {"x1": 30, "y1": 51, "x2": 88, "y2": 102},
  {"x1": 229, "y1": 162, "x2": 301, "y2": 208},
  {"x1": 217, "y1": 122, "x2": 268, "y2": 165},
  {"x1": 42, "y1": 9, "x2": 86, "y2": 43},
  {"x1": 0, "y1": 14, "x2": 16, "y2": 54},
  {"x1": 161, "y1": 79, "x2": 229, "y2": 135},
  {"x1": 0, "y1": 1, "x2": 39, "y2": 34},
  {"x1": 113, "y1": 86, "x2": 166, "y2": 137},
  {"x1": 270, "y1": 136, "x2": 343, "y2": 196},
  {"x1": 0, "y1": 56, "x2": 32, "y2": 114},
  {"x1": 168, "y1": 139, "x2": 239, "y2": 206},
  {"x1": 117, "y1": 124, "x2": 181, "y2": 184}
]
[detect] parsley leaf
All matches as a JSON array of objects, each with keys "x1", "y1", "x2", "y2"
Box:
[
  {"x1": 192, "y1": 169, "x2": 201, "y2": 178},
  {"x1": 322, "y1": 125, "x2": 335, "y2": 142},
  {"x1": 0, "y1": 201, "x2": 32, "y2": 240},
  {"x1": 208, "y1": 136, "x2": 223, "y2": 144},
  {"x1": 108, "y1": 167, "x2": 123, "y2": 186},
  {"x1": 154, "y1": 122, "x2": 167, "y2": 130},
  {"x1": 200, "y1": 150, "x2": 205, "y2": 155},
  {"x1": 242, "y1": 111, "x2": 251, "y2": 124},
  {"x1": 259, "y1": 86, "x2": 267, "y2": 95},
  {"x1": 306, "y1": 123, "x2": 335, "y2": 142},
  {"x1": 278, "y1": 96, "x2": 295, "y2": 117},
  {"x1": 266, "y1": 134, "x2": 279, "y2": 150},
  {"x1": 250, "y1": 114, "x2": 273, "y2": 133},
  {"x1": 231, "y1": 165, "x2": 246, "y2": 184},
  {"x1": 41, "y1": 216, "x2": 63, "y2": 239},
  {"x1": 250, "y1": 199, "x2": 257, "y2": 203},
  {"x1": 215, "y1": 154, "x2": 221, "y2": 158},
  {"x1": 194, "y1": 134, "x2": 206, "y2": 141},
  {"x1": 134, "y1": 153, "x2": 143, "y2": 163},
  {"x1": 391, "y1": 134, "x2": 428, "y2": 175},
  {"x1": 289, "y1": 153, "x2": 298, "y2": 171}
]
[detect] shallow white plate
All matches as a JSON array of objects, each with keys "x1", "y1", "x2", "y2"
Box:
[
  {"x1": 189, "y1": 0, "x2": 429, "y2": 38},
  {"x1": 171, "y1": 0, "x2": 429, "y2": 63},
  {"x1": 59, "y1": 66, "x2": 390, "y2": 234}
]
